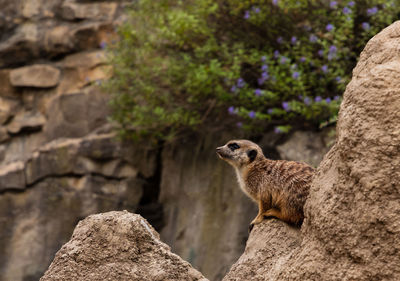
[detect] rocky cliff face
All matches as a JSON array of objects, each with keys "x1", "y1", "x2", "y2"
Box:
[
  {"x1": 0, "y1": 1, "x2": 331, "y2": 281},
  {"x1": 0, "y1": 1, "x2": 149, "y2": 280},
  {"x1": 223, "y1": 21, "x2": 400, "y2": 281}
]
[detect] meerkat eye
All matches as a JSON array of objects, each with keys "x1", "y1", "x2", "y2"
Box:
[{"x1": 228, "y1": 143, "x2": 240, "y2": 151}]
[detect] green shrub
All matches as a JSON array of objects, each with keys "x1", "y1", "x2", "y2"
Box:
[{"x1": 104, "y1": 0, "x2": 400, "y2": 142}]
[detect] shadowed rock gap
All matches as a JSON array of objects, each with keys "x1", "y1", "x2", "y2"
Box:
[{"x1": 136, "y1": 143, "x2": 164, "y2": 232}]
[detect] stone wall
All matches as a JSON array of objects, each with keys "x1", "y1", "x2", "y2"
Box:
[
  {"x1": 0, "y1": 1, "x2": 148, "y2": 280},
  {"x1": 0, "y1": 1, "x2": 332, "y2": 281}
]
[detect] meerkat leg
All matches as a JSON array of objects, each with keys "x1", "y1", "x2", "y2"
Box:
[
  {"x1": 261, "y1": 208, "x2": 287, "y2": 222},
  {"x1": 249, "y1": 199, "x2": 269, "y2": 233}
]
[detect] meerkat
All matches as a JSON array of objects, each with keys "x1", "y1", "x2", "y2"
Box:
[{"x1": 216, "y1": 139, "x2": 315, "y2": 231}]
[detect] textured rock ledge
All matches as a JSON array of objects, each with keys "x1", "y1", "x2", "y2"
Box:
[
  {"x1": 222, "y1": 21, "x2": 400, "y2": 281},
  {"x1": 40, "y1": 211, "x2": 208, "y2": 281},
  {"x1": 223, "y1": 219, "x2": 301, "y2": 281}
]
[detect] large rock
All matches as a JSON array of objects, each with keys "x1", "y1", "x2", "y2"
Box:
[
  {"x1": 223, "y1": 220, "x2": 301, "y2": 281},
  {"x1": 10, "y1": 64, "x2": 60, "y2": 88},
  {"x1": 223, "y1": 21, "x2": 400, "y2": 281},
  {"x1": 60, "y1": 50, "x2": 107, "y2": 69},
  {"x1": 40, "y1": 211, "x2": 208, "y2": 281},
  {"x1": 61, "y1": 1, "x2": 118, "y2": 21},
  {"x1": 7, "y1": 110, "x2": 46, "y2": 134}
]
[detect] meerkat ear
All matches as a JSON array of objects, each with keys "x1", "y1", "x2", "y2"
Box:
[{"x1": 247, "y1": 149, "x2": 257, "y2": 162}]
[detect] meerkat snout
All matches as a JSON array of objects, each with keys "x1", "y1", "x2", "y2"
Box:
[{"x1": 216, "y1": 140, "x2": 263, "y2": 167}]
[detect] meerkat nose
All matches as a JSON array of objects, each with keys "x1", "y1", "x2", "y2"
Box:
[{"x1": 216, "y1": 147, "x2": 223, "y2": 155}]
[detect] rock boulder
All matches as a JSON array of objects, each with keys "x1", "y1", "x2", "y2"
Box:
[
  {"x1": 10, "y1": 64, "x2": 60, "y2": 88},
  {"x1": 222, "y1": 21, "x2": 400, "y2": 281},
  {"x1": 40, "y1": 211, "x2": 208, "y2": 281}
]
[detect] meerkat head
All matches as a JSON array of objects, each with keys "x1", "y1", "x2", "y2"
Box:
[{"x1": 216, "y1": 139, "x2": 264, "y2": 168}]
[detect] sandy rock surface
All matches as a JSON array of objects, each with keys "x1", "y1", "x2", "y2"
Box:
[
  {"x1": 222, "y1": 21, "x2": 400, "y2": 281},
  {"x1": 40, "y1": 211, "x2": 208, "y2": 281},
  {"x1": 223, "y1": 219, "x2": 301, "y2": 281}
]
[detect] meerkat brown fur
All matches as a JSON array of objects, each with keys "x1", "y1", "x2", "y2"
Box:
[{"x1": 216, "y1": 139, "x2": 315, "y2": 230}]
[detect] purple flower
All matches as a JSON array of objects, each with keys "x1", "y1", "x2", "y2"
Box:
[
  {"x1": 329, "y1": 45, "x2": 337, "y2": 53},
  {"x1": 237, "y1": 78, "x2": 245, "y2": 88},
  {"x1": 348, "y1": 1, "x2": 355, "y2": 7},
  {"x1": 236, "y1": 122, "x2": 243, "y2": 128},
  {"x1": 335, "y1": 76, "x2": 341, "y2": 82},
  {"x1": 362, "y1": 22, "x2": 370, "y2": 31},
  {"x1": 228, "y1": 106, "x2": 236, "y2": 114},
  {"x1": 230, "y1": 85, "x2": 237, "y2": 92},
  {"x1": 277, "y1": 36, "x2": 283, "y2": 44},
  {"x1": 261, "y1": 55, "x2": 267, "y2": 61},
  {"x1": 327, "y1": 53, "x2": 336, "y2": 61},
  {"x1": 292, "y1": 71, "x2": 300, "y2": 79},
  {"x1": 300, "y1": 56, "x2": 306, "y2": 63},
  {"x1": 261, "y1": 64, "x2": 268, "y2": 71},
  {"x1": 326, "y1": 23, "x2": 334, "y2": 32},
  {"x1": 253, "y1": 6, "x2": 260, "y2": 13},
  {"x1": 274, "y1": 50, "x2": 280, "y2": 58},
  {"x1": 330, "y1": 1, "x2": 337, "y2": 9},
  {"x1": 321, "y1": 65, "x2": 328, "y2": 73},
  {"x1": 254, "y1": 89, "x2": 262, "y2": 96},
  {"x1": 248, "y1": 111, "x2": 256, "y2": 118},
  {"x1": 267, "y1": 108, "x2": 274, "y2": 114},
  {"x1": 334, "y1": 95, "x2": 340, "y2": 101},
  {"x1": 309, "y1": 34, "x2": 318, "y2": 43},
  {"x1": 280, "y1": 56, "x2": 288, "y2": 64},
  {"x1": 315, "y1": 96, "x2": 322, "y2": 102},
  {"x1": 272, "y1": 0, "x2": 279, "y2": 6},
  {"x1": 304, "y1": 97, "x2": 311, "y2": 105},
  {"x1": 274, "y1": 127, "x2": 282, "y2": 134},
  {"x1": 325, "y1": 97, "x2": 332, "y2": 103},
  {"x1": 318, "y1": 49, "x2": 324, "y2": 57},
  {"x1": 258, "y1": 72, "x2": 269, "y2": 85},
  {"x1": 99, "y1": 41, "x2": 107, "y2": 49},
  {"x1": 291, "y1": 36, "x2": 297, "y2": 44},
  {"x1": 244, "y1": 10, "x2": 250, "y2": 19},
  {"x1": 343, "y1": 6, "x2": 351, "y2": 14},
  {"x1": 367, "y1": 6, "x2": 378, "y2": 16},
  {"x1": 282, "y1": 101, "x2": 290, "y2": 111}
]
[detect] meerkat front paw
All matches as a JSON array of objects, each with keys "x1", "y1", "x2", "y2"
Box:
[
  {"x1": 249, "y1": 215, "x2": 264, "y2": 233},
  {"x1": 248, "y1": 223, "x2": 254, "y2": 233}
]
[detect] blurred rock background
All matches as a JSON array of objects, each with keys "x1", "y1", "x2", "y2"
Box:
[{"x1": 0, "y1": 1, "x2": 331, "y2": 280}]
